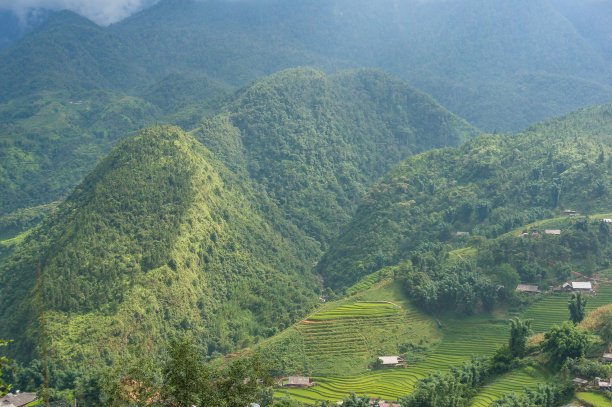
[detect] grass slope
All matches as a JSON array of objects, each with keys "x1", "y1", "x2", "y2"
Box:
[{"x1": 258, "y1": 281, "x2": 438, "y2": 377}]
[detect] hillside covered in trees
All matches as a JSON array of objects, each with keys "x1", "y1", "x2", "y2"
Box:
[
  {"x1": 0, "y1": 126, "x2": 320, "y2": 364},
  {"x1": 319, "y1": 103, "x2": 612, "y2": 290}
]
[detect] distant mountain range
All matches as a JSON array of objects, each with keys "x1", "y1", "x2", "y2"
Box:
[{"x1": 2, "y1": 0, "x2": 612, "y2": 131}]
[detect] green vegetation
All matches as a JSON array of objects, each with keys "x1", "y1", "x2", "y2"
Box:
[
  {"x1": 194, "y1": 67, "x2": 476, "y2": 247},
  {"x1": 0, "y1": 340, "x2": 11, "y2": 397},
  {"x1": 523, "y1": 283, "x2": 612, "y2": 333},
  {"x1": 542, "y1": 322, "x2": 588, "y2": 367},
  {"x1": 470, "y1": 369, "x2": 545, "y2": 407},
  {"x1": 569, "y1": 292, "x2": 588, "y2": 324},
  {"x1": 0, "y1": 126, "x2": 320, "y2": 365},
  {"x1": 257, "y1": 281, "x2": 437, "y2": 377},
  {"x1": 319, "y1": 104, "x2": 612, "y2": 290},
  {"x1": 575, "y1": 392, "x2": 611, "y2": 407}
]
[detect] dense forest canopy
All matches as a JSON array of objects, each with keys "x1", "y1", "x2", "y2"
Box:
[{"x1": 319, "y1": 103, "x2": 612, "y2": 290}]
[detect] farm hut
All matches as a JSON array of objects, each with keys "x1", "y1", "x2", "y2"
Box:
[
  {"x1": 378, "y1": 356, "x2": 402, "y2": 366},
  {"x1": 0, "y1": 393, "x2": 38, "y2": 407},
  {"x1": 455, "y1": 231, "x2": 470, "y2": 236},
  {"x1": 516, "y1": 284, "x2": 541, "y2": 294},
  {"x1": 572, "y1": 378, "x2": 588, "y2": 387},
  {"x1": 379, "y1": 403, "x2": 401, "y2": 407},
  {"x1": 563, "y1": 210, "x2": 577, "y2": 216},
  {"x1": 602, "y1": 218, "x2": 612, "y2": 223},
  {"x1": 544, "y1": 229, "x2": 561, "y2": 235},
  {"x1": 602, "y1": 353, "x2": 612, "y2": 363},
  {"x1": 595, "y1": 377, "x2": 612, "y2": 390},
  {"x1": 286, "y1": 376, "x2": 311, "y2": 388},
  {"x1": 571, "y1": 281, "x2": 593, "y2": 293}
]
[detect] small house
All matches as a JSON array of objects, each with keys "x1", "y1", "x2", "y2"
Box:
[
  {"x1": 595, "y1": 377, "x2": 612, "y2": 390},
  {"x1": 572, "y1": 377, "x2": 588, "y2": 387},
  {"x1": 563, "y1": 209, "x2": 577, "y2": 217},
  {"x1": 515, "y1": 284, "x2": 541, "y2": 294},
  {"x1": 0, "y1": 393, "x2": 38, "y2": 407},
  {"x1": 378, "y1": 356, "x2": 402, "y2": 366},
  {"x1": 571, "y1": 281, "x2": 593, "y2": 293},
  {"x1": 602, "y1": 353, "x2": 612, "y2": 363},
  {"x1": 544, "y1": 229, "x2": 561, "y2": 235},
  {"x1": 285, "y1": 376, "x2": 311, "y2": 388},
  {"x1": 602, "y1": 218, "x2": 612, "y2": 223},
  {"x1": 455, "y1": 231, "x2": 470, "y2": 237}
]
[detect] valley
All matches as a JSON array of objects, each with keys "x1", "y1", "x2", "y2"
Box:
[{"x1": 0, "y1": 1, "x2": 612, "y2": 405}]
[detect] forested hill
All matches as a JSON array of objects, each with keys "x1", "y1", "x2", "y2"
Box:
[
  {"x1": 111, "y1": 0, "x2": 612, "y2": 131},
  {"x1": 2, "y1": 0, "x2": 612, "y2": 131},
  {"x1": 0, "y1": 10, "x2": 144, "y2": 102},
  {"x1": 193, "y1": 68, "x2": 476, "y2": 247},
  {"x1": 319, "y1": 103, "x2": 612, "y2": 290},
  {"x1": 0, "y1": 126, "x2": 320, "y2": 364}
]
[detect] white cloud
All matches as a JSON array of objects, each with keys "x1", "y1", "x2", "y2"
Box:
[{"x1": 0, "y1": 0, "x2": 160, "y2": 26}]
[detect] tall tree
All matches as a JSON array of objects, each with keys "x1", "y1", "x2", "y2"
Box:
[
  {"x1": 0, "y1": 339, "x2": 11, "y2": 397},
  {"x1": 543, "y1": 322, "x2": 588, "y2": 367},
  {"x1": 568, "y1": 291, "x2": 587, "y2": 324},
  {"x1": 509, "y1": 318, "x2": 532, "y2": 358}
]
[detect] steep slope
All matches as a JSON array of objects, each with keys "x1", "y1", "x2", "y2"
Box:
[
  {"x1": 0, "y1": 92, "x2": 161, "y2": 223},
  {"x1": 319, "y1": 103, "x2": 612, "y2": 289},
  {"x1": 0, "y1": 126, "x2": 319, "y2": 365},
  {"x1": 193, "y1": 68, "x2": 477, "y2": 247}
]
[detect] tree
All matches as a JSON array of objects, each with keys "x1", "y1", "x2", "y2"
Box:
[
  {"x1": 599, "y1": 309, "x2": 612, "y2": 346},
  {"x1": 497, "y1": 264, "x2": 519, "y2": 297},
  {"x1": 341, "y1": 393, "x2": 377, "y2": 407},
  {"x1": 568, "y1": 291, "x2": 587, "y2": 324},
  {"x1": 542, "y1": 322, "x2": 588, "y2": 367},
  {"x1": 205, "y1": 354, "x2": 272, "y2": 407},
  {"x1": 0, "y1": 340, "x2": 12, "y2": 397},
  {"x1": 509, "y1": 318, "x2": 532, "y2": 358},
  {"x1": 162, "y1": 337, "x2": 209, "y2": 407},
  {"x1": 101, "y1": 347, "x2": 162, "y2": 407}
]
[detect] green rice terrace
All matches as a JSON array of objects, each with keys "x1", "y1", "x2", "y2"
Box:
[
  {"x1": 263, "y1": 255, "x2": 612, "y2": 405},
  {"x1": 268, "y1": 280, "x2": 517, "y2": 404},
  {"x1": 469, "y1": 368, "x2": 546, "y2": 407},
  {"x1": 522, "y1": 275, "x2": 612, "y2": 333}
]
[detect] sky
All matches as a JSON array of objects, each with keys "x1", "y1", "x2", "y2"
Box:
[{"x1": 0, "y1": 0, "x2": 160, "y2": 26}]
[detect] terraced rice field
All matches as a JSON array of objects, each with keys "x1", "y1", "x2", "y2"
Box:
[
  {"x1": 522, "y1": 282, "x2": 612, "y2": 333},
  {"x1": 297, "y1": 301, "x2": 430, "y2": 373},
  {"x1": 280, "y1": 315, "x2": 509, "y2": 404},
  {"x1": 576, "y1": 392, "x2": 612, "y2": 407},
  {"x1": 470, "y1": 369, "x2": 546, "y2": 406}
]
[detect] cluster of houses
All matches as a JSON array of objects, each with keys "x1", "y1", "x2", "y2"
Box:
[
  {"x1": 572, "y1": 353, "x2": 612, "y2": 391},
  {"x1": 515, "y1": 280, "x2": 595, "y2": 295}
]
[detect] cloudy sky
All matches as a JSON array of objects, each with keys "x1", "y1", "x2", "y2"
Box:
[{"x1": 0, "y1": 0, "x2": 161, "y2": 25}]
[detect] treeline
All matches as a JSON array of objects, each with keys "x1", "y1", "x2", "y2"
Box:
[{"x1": 397, "y1": 248, "x2": 496, "y2": 315}]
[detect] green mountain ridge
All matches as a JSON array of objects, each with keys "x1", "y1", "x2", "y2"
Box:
[
  {"x1": 193, "y1": 67, "x2": 477, "y2": 247},
  {"x1": 319, "y1": 103, "x2": 612, "y2": 290},
  {"x1": 0, "y1": 126, "x2": 319, "y2": 365},
  {"x1": 2, "y1": 0, "x2": 611, "y2": 131}
]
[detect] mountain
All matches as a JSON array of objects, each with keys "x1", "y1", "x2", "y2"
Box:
[
  {"x1": 106, "y1": 0, "x2": 612, "y2": 131},
  {"x1": 3, "y1": 0, "x2": 612, "y2": 130},
  {"x1": 0, "y1": 10, "x2": 146, "y2": 103},
  {"x1": 0, "y1": 68, "x2": 475, "y2": 242},
  {"x1": 193, "y1": 68, "x2": 477, "y2": 247},
  {"x1": 318, "y1": 103, "x2": 612, "y2": 290},
  {"x1": 0, "y1": 126, "x2": 320, "y2": 364}
]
